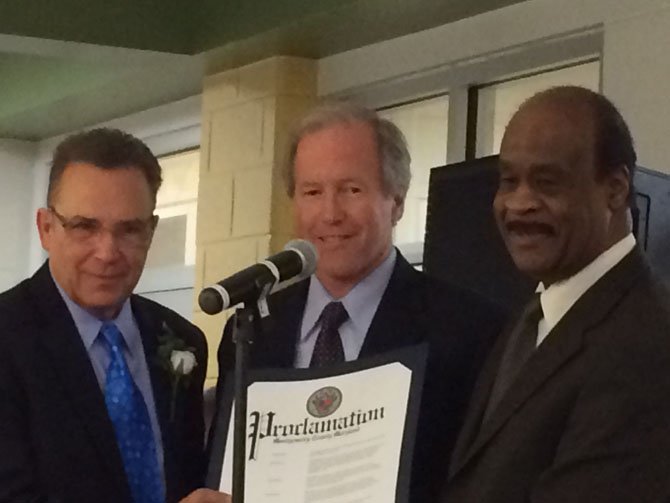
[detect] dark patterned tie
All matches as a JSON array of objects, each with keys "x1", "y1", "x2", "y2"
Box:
[
  {"x1": 483, "y1": 293, "x2": 543, "y2": 423},
  {"x1": 101, "y1": 322, "x2": 164, "y2": 503},
  {"x1": 310, "y1": 302, "x2": 348, "y2": 368}
]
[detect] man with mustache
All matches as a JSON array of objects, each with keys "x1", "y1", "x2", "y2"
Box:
[
  {"x1": 192, "y1": 102, "x2": 505, "y2": 503},
  {"x1": 441, "y1": 86, "x2": 670, "y2": 502}
]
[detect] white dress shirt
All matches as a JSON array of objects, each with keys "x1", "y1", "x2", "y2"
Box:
[{"x1": 536, "y1": 233, "x2": 636, "y2": 347}]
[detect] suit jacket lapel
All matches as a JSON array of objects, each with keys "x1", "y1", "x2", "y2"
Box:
[
  {"x1": 360, "y1": 253, "x2": 424, "y2": 357},
  {"x1": 29, "y1": 263, "x2": 128, "y2": 490},
  {"x1": 131, "y1": 297, "x2": 170, "y2": 431},
  {"x1": 450, "y1": 248, "x2": 648, "y2": 477},
  {"x1": 448, "y1": 320, "x2": 510, "y2": 475},
  {"x1": 130, "y1": 296, "x2": 177, "y2": 496},
  {"x1": 255, "y1": 281, "x2": 309, "y2": 369},
  {"x1": 456, "y1": 315, "x2": 584, "y2": 471}
]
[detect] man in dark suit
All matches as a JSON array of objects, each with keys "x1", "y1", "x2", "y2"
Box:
[
  {"x1": 193, "y1": 102, "x2": 504, "y2": 503},
  {"x1": 442, "y1": 86, "x2": 670, "y2": 502},
  {"x1": 0, "y1": 129, "x2": 207, "y2": 503}
]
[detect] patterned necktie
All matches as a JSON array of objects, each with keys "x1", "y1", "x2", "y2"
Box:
[
  {"x1": 310, "y1": 302, "x2": 348, "y2": 368},
  {"x1": 483, "y1": 293, "x2": 543, "y2": 423},
  {"x1": 101, "y1": 322, "x2": 165, "y2": 503}
]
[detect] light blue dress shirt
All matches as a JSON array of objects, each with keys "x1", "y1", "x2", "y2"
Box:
[
  {"x1": 52, "y1": 275, "x2": 165, "y2": 486},
  {"x1": 294, "y1": 247, "x2": 397, "y2": 368}
]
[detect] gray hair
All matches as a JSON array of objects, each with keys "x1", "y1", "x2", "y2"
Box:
[{"x1": 284, "y1": 101, "x2": 411, "y2": 201}]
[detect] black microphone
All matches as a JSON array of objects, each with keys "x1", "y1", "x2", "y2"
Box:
[{"x1": 198, "y1": 239, "x2": 318, "y2": 314}]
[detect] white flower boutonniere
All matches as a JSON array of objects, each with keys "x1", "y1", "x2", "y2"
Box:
[
  {"x1": 156, "y1": 322, "x2": 198, "y2": 421},
  {"x1": 170, "y1": 350, "x2": 197, "y2": 375}
]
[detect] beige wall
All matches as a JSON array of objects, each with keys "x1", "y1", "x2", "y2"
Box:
[{"x1": 193, "y1": 56, "x2": 317, "y2": 387}]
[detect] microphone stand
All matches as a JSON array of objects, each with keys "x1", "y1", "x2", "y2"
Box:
[{"x1": 231, "y1": 272, "x2": 275, "y2": 503}]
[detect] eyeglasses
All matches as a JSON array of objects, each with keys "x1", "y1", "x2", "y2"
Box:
[{"x1": 48, "y1": 206, "x2": 158, "y2": 249}]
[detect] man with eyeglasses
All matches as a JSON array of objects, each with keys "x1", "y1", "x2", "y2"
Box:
[{"x1": 0, "y1": 128, "x2": 207, "y2": 503}]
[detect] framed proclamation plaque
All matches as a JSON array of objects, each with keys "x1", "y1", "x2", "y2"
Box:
[{"x1": 207, "y1": 344, "x2": 427, "y2": 503}]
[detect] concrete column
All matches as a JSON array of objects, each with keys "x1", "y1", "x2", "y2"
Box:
[{"x1": 193, "y1": 56, "x2": 317, "y2": 386}]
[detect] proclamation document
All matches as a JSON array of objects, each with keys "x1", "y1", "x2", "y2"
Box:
[{"x1": 207, "y1": 345, "x2": 427, "y2": 503}]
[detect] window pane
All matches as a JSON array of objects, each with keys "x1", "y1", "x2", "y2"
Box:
[
  {"x1": 155, "y1": 150, "x2": 200, "y2": 207},
  {"x1": 378, "y1": 95, "x2": 449, "y2": 249},
  {"x1": 145, "y1": 149, "x2": 199, "y2": 268},
  {"x1": 475, "y1": 61, "x2": 600, "y2": 157},
  {"x1": 146, "y1": 215, "x2": 187, "y2": 267}
]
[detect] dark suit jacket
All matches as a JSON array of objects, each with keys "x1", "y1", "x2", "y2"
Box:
[
  {"x1": 0, "y1": 262, "x2": 208, "y2": 503},
  {"x1": 442, "y1": 249, "x2": 670, "y2": 503},
  {"x1": 216, "y1": 251, "x2": 505, "y2": 502}
]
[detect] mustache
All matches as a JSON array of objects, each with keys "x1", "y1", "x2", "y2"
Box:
[{"x1": 504, "y1": 220, "x2": 554, "y2": 235}]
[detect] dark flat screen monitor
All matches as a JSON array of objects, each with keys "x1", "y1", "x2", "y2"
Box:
[
  {"x1": 423, "y1": 156, "x2": 670, "y2": 313},
  {"x1": 632, "y1": 166, "x2": 670, "y2": 283}
]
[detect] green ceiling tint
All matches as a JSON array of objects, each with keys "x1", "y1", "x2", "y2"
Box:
[
  {"x1": 0, "y1": 53, "x2": 118, "y2": 118},
  {"x1": 0, "y1": 0, "x2": 197, "y2": 53},
  {"x1": 0, "y1": 0, "x2": 525, "y2": 139}
]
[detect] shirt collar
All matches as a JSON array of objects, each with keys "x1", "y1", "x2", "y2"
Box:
[
  {"x1": 300, "y1": 247, "x2": 397, "y2": 341},
  {"x1": 50, "y1": 266, "x2": 136, "y2": 351},
  {"x1": 537, "y1": 233, "x2": 636, "y2": 333}
]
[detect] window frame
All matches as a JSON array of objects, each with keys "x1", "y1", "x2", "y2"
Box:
[{"x1": 325, "y1": 32, "x2": 603, "y2": 266}]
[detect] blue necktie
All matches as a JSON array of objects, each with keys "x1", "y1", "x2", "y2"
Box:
[{"x1": 101, "y1": 321, "x2": 165, "y2": 503}]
